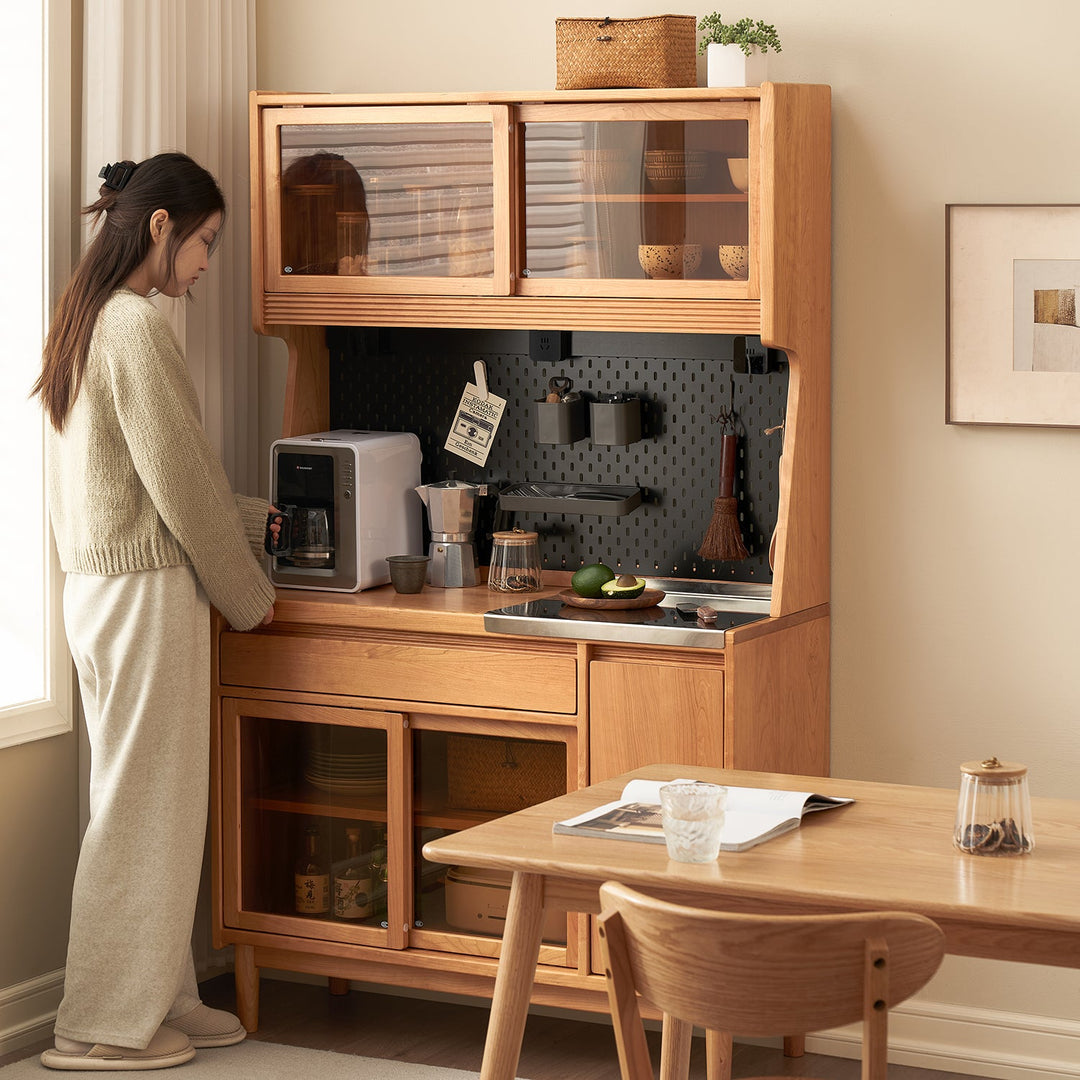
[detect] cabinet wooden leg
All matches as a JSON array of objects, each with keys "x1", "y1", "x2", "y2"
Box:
[
  {"x1": 234, "y1": 944, "x2": 259, "y2": 1033},
  {"x1": 328, "y1": 977, "x2": 350, "y2": 996},
  {"x1": 783, "y1": 1034, "x2": 805, "y2": 1057},
  {"x1": 705, "y1": 1030, "x2": 733, "y2": 1080}
]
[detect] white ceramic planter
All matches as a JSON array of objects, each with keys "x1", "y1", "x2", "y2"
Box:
[{"x1": 706, "y1": 42, "x2": 768, "y2": 87}]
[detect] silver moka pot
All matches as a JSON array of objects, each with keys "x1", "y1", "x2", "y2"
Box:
[{"x1": 415, "y1": 481, "x2": 485, "y2": 587}]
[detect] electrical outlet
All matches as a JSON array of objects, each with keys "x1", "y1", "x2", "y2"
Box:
[
  {"x1": 529, "y1": 330, "x2": 570, "y2": 363},
  {"x1": 734, "y1": 336, "x2": 779, "y2": 375}
]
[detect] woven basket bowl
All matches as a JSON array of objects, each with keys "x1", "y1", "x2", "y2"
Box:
[{"x1": 644, "y1": 150, "x2": 707, "y2": 191}]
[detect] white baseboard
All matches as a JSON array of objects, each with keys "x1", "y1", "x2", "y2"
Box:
[
  {"x1": 0, "y1": 951, "x2": 229, "y2": 1059},
  {"x1": 801, "y1": 998, "x2": 1080, "y2": 1079},
  {"x1": 0, "y1": 969, "x2": 64, "y2": 1056}
]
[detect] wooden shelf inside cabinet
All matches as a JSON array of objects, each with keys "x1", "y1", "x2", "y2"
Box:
[
  {"x1": 250, "y1": 785, "x2": 504, "y2": 832},
  {"x1": 414, "y1": 799, "x2": 500, "y2": 832},
  {"x1": 535, "y1": 194, "x2": 749, "y2": 205},
  {"x1": 252, "y1": 784, "x2": 388, "y2": 821}
]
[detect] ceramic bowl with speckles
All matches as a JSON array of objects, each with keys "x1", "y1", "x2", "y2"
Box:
[
  {"x1": 637, "y1": 244, "x2": 703, "y2": 280},
  {"x1": 718, "y1": 244, "x2": 750, "y2": 280}
]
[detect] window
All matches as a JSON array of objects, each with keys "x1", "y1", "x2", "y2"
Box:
[{"x1": 0, "y1": 2, "x2": 73, "y2": 747}]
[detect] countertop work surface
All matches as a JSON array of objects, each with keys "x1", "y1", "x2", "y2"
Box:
[
  {"x1": 260, "y1": 576, "x2": 795, "y2": 645},
  {"x1": 265, "y1": 580, "x2": 567, "y2": 637}
]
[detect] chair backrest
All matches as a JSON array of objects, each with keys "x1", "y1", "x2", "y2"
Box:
[{"x1": 597, "y1": 880, "x2": 945, "y2": 1080}]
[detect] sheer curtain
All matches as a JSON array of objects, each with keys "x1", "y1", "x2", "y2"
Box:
[{"x1": 82, "y1": 0, "x2": 260, "y2": 494}]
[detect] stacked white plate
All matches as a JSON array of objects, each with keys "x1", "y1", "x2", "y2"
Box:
[{"x1": 304, "y1": 750, "x2": 387, "y2": 796}]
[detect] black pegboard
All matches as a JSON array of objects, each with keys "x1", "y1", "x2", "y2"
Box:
[{"x1": 327, "y1": 327, "x2": 787, "y2": 584}]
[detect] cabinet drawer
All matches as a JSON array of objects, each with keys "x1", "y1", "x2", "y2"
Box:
[{"x1": 220, "y1": 631, "x2": 577, "y2": 713}]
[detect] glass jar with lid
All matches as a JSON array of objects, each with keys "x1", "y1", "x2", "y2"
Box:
[
  {"x1": 954, "y1": 757, "x2": 1033, "y2": 856},
  {"x1": 336, "y1": 211, "x2": 369, "y2": 275},
  {"x1": 488, "y1": 528, "x2": 542, "y2": 593}
]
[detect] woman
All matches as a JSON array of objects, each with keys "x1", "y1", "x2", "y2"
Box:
[{"x1": 33, "y1": 152, "x2": 277, "y2": 1071}]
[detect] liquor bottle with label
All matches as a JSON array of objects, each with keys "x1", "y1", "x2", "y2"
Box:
[
  {"x1": 294, "y1": 823, "x2": 330, "y2": 916},
  {"x1": 369, "y1": 825, "x2": 388, "y2": 926},
  {"x1": 334, "y1": 826, "x2": 373, "y2": 920}
]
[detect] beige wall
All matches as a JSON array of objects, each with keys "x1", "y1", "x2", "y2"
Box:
[{"x1": 255, "y1": 0, "x2": 1080, "y2": 1070}]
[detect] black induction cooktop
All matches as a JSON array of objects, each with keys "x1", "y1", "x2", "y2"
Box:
[{"x1": 483, "y1": 594, "x2": 768, "y2": 650}]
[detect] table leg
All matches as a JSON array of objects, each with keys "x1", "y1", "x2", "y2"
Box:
[
  {"x1": 479, "y1": 871, "x2": 546, "y2": 1080},
  {"x1": 660, "y1": 1015, "x2": 692, "y2": 1080},
  {"x1": 705, "y1": 1030, "x2": 733, "y2": 1080},
  {"x1": 784, "y1": 1035, "x2": 805, "y2": 1057}
]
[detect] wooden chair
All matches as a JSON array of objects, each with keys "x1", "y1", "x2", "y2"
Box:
[{"x1": 596, "y1": 881, "x2": 945, "y2": 1080}]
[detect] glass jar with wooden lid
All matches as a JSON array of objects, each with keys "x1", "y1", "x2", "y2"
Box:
[
  {"x1": 488, "y1": 529, "x2": 542, "y2": 593},
  {"x1": 954, "y1": 757, "x2": 1033, "y2": 856}
]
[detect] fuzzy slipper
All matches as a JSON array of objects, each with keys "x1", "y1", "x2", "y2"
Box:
[
  {"x1": 166, "y1": 1003, "x2": 247, "y2": 1048},
  {"x1": 40, "y1": 1025, "x2": 194, "y2": 1071}
]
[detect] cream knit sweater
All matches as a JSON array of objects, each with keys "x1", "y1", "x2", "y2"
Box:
[{"x1": 48, "y1": 287, "x2": 276, "y2": 631}]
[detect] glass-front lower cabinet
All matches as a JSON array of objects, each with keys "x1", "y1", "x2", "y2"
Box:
[
  {"x1": 219, "y1": 698, "x2": 573, "y2": 967},
  {"x1": 518, "y1": 101, "x2": 758, "y2": 299}
]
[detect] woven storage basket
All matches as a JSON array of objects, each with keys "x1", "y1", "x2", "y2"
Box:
[
  {"x1": 555, "y1": 15, "x2": 697, "y2": 90},
  {"x1": 446, "y1": 735, "x2": 566, "y2": 812}
]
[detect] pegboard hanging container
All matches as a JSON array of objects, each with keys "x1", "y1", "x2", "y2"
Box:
[
  {"x1": 446, "y1": 735, "x2": 566, "y2": 811},
  {"x1": 535, "y1": 397, "x2": 586, "y2": 444},
  {"x1": 954, "y1": 757, "x2": 1034, "y2": 856},
  {"x1": 591, "y1": 395, "x2": 642, "y2": 445},
  {"x1": 555, "y1": 15, "x2": 698, "y2": 90}
]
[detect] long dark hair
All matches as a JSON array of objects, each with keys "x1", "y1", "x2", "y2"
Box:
[{"x1": 33, "y1": 152, "x2": 226, "y2": 431}]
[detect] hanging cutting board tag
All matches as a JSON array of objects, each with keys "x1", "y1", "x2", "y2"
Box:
[{"x1": 444, "y1": 360, "x2": 506, "y2": 467}]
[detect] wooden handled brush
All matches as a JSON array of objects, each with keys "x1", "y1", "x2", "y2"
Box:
[{"x1": 697, "y1": 424, "x2": 749, "y2": 562}]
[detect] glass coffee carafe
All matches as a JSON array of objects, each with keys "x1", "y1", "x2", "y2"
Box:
[{"x1": 269, "y1": 505, "x2": 334, "y2": 569}]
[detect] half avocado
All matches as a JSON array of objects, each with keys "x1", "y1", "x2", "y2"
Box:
[{"x1": 600, "y1": 574, "x2": 646, "y2": 599}]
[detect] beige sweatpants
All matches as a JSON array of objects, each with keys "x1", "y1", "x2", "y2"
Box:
[{"x1": 55, "y1": 565, "x2": 210, "y2": 1049}]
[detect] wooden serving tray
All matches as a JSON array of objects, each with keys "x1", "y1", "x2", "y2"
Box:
[{"x1": 557, "y1": 588, "x2": 665, "y2": 611}]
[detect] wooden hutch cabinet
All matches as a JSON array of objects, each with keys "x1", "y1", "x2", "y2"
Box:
[{"x1": 213, "y1": 83, "x2": 831, "y2": 1029}]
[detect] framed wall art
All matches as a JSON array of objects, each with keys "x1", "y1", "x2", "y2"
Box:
[{"x1": 946, "y1": 203, "x2": 1080, "y2": 426}]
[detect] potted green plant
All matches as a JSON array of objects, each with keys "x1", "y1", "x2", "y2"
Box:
[{"x1": 697, "y1": 12, "x2": 782, "y2": 87}]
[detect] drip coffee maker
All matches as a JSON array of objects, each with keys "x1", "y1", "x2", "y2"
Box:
[{"x1": 415, "y1": 480, "x2": 486, "y2": 588}]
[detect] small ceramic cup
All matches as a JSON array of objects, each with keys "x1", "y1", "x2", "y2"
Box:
[{"x1": 386, "y1": 554, "x2": 430, "y2": 594}]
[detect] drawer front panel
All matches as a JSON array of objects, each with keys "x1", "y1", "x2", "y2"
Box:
[{"x1": 220, "y1": 631, "x2": 576, "y2": 713}]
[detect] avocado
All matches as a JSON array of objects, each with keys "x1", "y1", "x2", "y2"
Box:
[
  {"x1": 600, "y1": 574, "x2": 646, "y2": 599},
  {"x1": 571, "y1": 562, "x2": 617, "y2": 598}
]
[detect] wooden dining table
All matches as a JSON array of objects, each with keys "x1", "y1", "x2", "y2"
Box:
[{"x1": 422, "y1": 763, "x2": 1080, "y2": 1080}]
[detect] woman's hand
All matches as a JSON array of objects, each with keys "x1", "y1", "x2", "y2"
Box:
[
  {"x1": 260, "y1": 604, "x2": 275, "y2": 627},
  {"x1": 266, "y1": 505, "x2": 284, "y2": 550}
]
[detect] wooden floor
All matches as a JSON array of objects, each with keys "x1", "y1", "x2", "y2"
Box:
[{"x1": 2, "y1": 973, "x2": 995, "y2": 1078}]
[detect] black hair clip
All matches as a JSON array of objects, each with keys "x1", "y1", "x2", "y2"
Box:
[{"x1": 98, "y1": 162, "x2": 135, "y2": 191}]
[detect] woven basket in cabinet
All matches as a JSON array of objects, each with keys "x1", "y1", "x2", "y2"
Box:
[{"x1": 446, "y1": 735, "x2": 566, "y2": 812}]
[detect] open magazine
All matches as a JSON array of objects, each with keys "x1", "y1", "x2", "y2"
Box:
[{"x1": 553, "y1": 778, "x2": 854, "y2": 852}]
